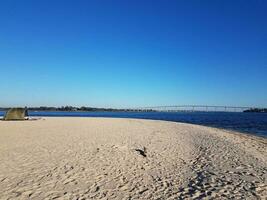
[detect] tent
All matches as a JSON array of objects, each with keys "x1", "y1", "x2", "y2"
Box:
[{"x1": 3, "y1": 108, "x2": 29, "y2": 120}]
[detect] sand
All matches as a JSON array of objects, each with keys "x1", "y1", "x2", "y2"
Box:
[{"x1": 0, "y1": 117, "x2": 266, "y2": 200}]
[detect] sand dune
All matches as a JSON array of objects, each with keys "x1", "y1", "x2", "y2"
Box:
[{"x1": 0, "y1": 117, "x2": 266, "y2": 199}]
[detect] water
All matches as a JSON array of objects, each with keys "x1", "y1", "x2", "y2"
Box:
[{"x1": 1, "y1": 111, "x2": 267, "y2": 138}]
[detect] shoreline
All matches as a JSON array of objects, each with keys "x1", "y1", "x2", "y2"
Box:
[
  {"x1": 0, "y1": 117, "x2": 266, "y2": 199},
  {"x1": 1, "y1": 115, "x2": 266, "y2": 139}
]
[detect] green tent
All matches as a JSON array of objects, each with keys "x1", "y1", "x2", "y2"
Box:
[{"x1": 3, "y1": 108, "x2": 29, "y2": 120}]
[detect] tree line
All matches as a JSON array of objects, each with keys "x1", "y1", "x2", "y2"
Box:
[
  {"x1": 0, "y1": 106, "x2": 155, "y2": 112},
  {"x1": 243, "y1": 108, "x2": 267, "y2": 113}
]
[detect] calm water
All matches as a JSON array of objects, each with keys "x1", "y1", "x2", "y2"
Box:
[{"x1": 1, "y1": 111, "x2": 267, "y2": 138}]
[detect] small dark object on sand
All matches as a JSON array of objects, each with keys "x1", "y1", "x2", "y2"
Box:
[{"x1": 135, "y1": 147, "x2": 147, "y2": 157}]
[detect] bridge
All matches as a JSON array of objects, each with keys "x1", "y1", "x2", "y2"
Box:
[{"x1": 132, "y1": 105, "x2": 257, "y2": 112}]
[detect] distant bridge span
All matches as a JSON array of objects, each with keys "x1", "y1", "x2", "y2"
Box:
[{"x1": 133, "y1": 105, "x2": 258, "y2": 112}]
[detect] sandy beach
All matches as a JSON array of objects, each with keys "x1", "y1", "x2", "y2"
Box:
[{"x1": 0, "y1": 117, "x2": 266, "y2": 199}]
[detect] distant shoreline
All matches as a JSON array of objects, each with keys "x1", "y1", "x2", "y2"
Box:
[
  {"x1": 243, "y1": 108, "x2": 267, "y2": 113},
  {"x1": 0, "y1": 107, "x2": 156, "y2": 112},
  {"x1": 1, "y1": 106, "x2": 266, "y2": 113}
]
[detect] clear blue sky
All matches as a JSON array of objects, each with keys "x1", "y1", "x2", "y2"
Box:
[{"x1": 0, "y1": 0, "x2": 266, "y2": 108}]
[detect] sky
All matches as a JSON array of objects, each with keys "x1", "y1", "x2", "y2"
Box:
[{"x1": 0, "y1": 0, "x2": 266, "y2": 108}]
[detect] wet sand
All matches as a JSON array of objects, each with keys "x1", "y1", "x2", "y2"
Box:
[{"x1": 0, "y1": 117, "x2": 266, "y2": 199}]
